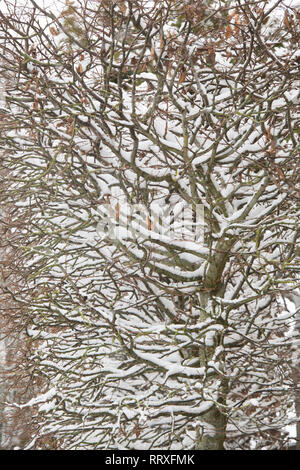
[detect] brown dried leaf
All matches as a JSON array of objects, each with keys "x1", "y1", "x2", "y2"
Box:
[
  {"x1": 234, "y1": 14, "x2": 240, "y2": 34},
  {"x1": 228, "y1": 9, "x2": 236, "y2": 21},
  {"x1": 67, "y1": 120, "x2": 74, "y2": 135},
  {"x1": 77, "y1": 63, "x2": 83, "y2": 75},
  {"x1": 178, "y1": 68, "x2": 187, "y2": 84},
  {"x1": 147, "y1": 81, "x2": 154, "y2": 91},
  {"x1": 115, "y1": 202, "x2": 120, "y2": 223},
  {"x1": 276, "y1": 166, "x2": 284, "y2": 180},
  {"x1": 120, "y1": 2, "x2": 127, "y2": 15},
  {"x1": 134, "y1": 422, "x2": 141, "y2": 438},
  {"x1": 33, "y1": 96, "x2": 39, "y2": 111},
  {"x1": 50, "y1": 26, "x2": 59, "y2": 36},
  {"x1": 119, "y1": 425, "x2": 127, "y2": 437},
  {"x1": 225, "y1": 25, "x2": 233, "y2": 39},
  {"x1": 283, "y1": 11, "x2": 290, "y2": 29}
]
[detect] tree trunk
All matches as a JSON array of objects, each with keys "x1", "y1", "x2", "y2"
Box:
[
  {"x1": 195, "y1": 283, "x2": 227, "y2": 450},
  {"x1": 195, "y1": 405, "x2": 227, "y2": 450}
]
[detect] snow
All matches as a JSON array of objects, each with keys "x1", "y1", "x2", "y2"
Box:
[{"x1": 1, "y1": 0, "x2": 299, "y2": 451}]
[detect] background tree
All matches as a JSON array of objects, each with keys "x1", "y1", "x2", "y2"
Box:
[
  {"x1": 0, "y1": 167, "x2": 38, "y2": 449},
  {"x1": 0, "y1": 0, "x2": 299, "y2": 449}
]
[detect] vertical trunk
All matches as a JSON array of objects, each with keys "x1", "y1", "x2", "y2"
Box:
[
  {"x1": 195, "y1": 284, "x2": 227, "y2": 450},
  {"x1": 195, "y1": 403, "x2": 227, "y2": 450}
]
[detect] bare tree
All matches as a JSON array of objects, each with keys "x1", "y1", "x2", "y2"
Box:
[
  {"x1": 0, "y1": 182, "x2": 38, "y2": 449},
  {"x1": 0, "y1": 44, "x2": 39, "y2": 450},
  {"x1": 0, "y1": 0, "x2": 299, "y2": 449}
]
